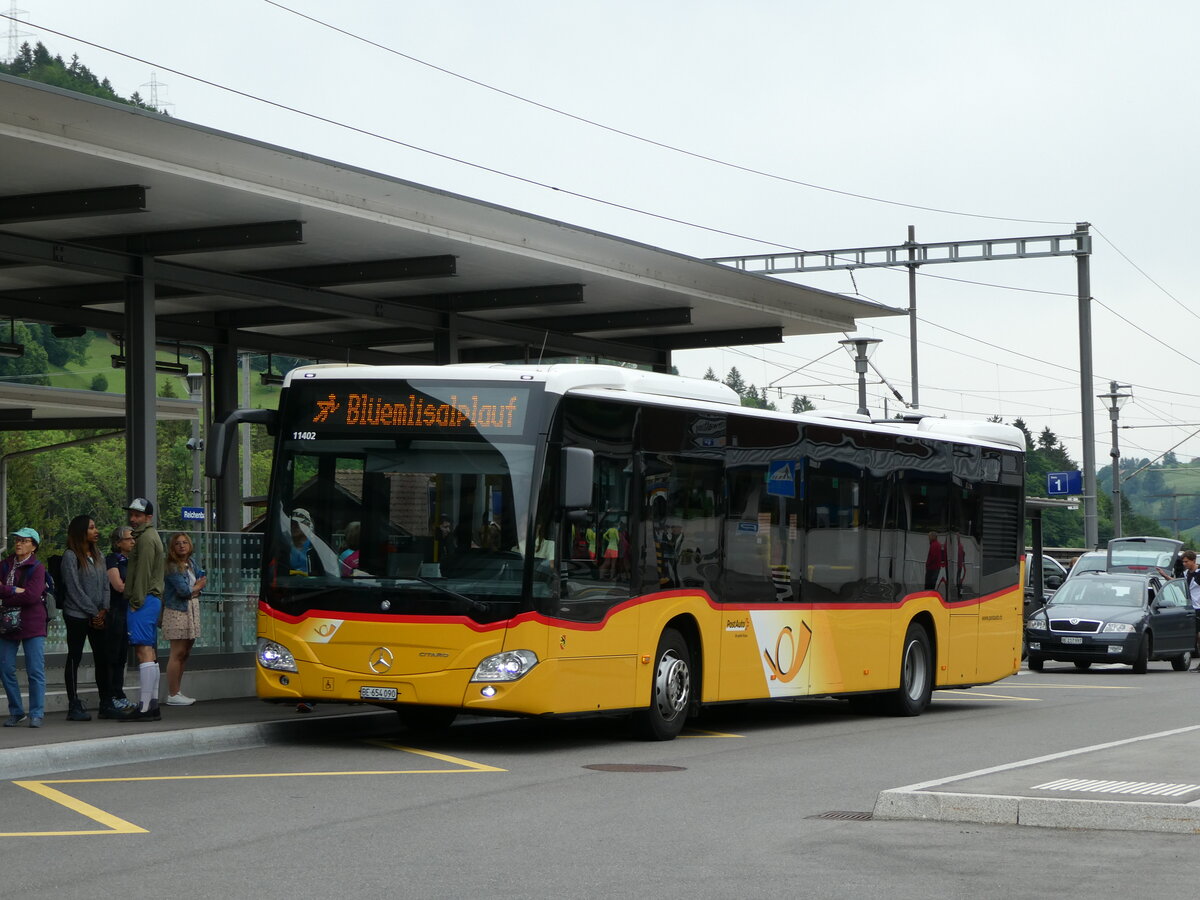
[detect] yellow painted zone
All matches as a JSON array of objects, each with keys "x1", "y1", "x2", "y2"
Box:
[
  {"x1": 1007, "y1": 683, "x2": 1137, "y2": 690},
  {"x1": 2, "y1": 744, "x2": 503, "y2": 838},
  {"x1": 934, "y1": 690, "x2": 1042, "y2": 702},
  {"x1": 679, "y1": 728, "x2": 743, "y2": 739}
]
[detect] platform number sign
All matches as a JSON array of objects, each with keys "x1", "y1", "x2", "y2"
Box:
[{"x1": 1047, "y1": 471, "x2": 1082, "y2": 496}]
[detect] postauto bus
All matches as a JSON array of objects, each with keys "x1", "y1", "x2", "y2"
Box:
[{"x1": 212, "y1": 364, "x2": 1025, "y2": 740}]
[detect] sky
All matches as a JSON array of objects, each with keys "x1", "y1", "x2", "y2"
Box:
[{"x1": 4, "y1": 0, "x2": 1200, "y2": 472}]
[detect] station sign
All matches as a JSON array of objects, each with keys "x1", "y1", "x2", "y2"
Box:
[{"x1": 1046, "y1": 471, "x2": 1082, "y2": 496}]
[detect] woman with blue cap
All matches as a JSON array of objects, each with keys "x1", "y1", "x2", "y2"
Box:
[{"x1": 0, "y1": 527, "x2": 49, "y2": 727}]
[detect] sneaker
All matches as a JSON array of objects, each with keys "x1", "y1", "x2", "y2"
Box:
[
  {"x1": 113, "y1": 697, "x2": 134, "y2": 710},
  {"x1": 66, "y1": 698, "x2": 91, "y2": 721},
  {"x1": 29, "y1": 716, "x2": 42, "y2": 728},
  {"x1": 166, "y1": 693, "x2": 196, "y2": 707},
  {"x1": 296, "y1": 701, "x2": 315, "y2": 713},
  {"x1": 119, "y1": 703, "x2": 161, "y2": 723},
  {"x1": 3, "y1": 714, "x2": 27, "y2": 727},
  {"x1": 99, "y1": 704, "x2": 136, "y2": 720}
]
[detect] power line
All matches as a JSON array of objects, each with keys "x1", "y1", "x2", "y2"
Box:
[{"x1": 261, "y1": 0, "x2": 1074, "y2": 229}]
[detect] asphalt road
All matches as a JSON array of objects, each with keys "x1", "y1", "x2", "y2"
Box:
[{"x1": 5, "y1": 661, "x2": 1200, "y2": 899}]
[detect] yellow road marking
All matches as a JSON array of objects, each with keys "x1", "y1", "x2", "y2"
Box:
[
  {"x1": 2, "y1": 781, "x2": 147, "y2": 836},
  {"x1": 1004, "y1": 683, "x2": 1137, "y2": 690},
  {"x1": 679, "y1": 728, "x2": 743, "y2": 738},
  {"x1": 3, "y1": 744, "x2": 504, "y2": 837},
  {"x1": 935, "y1": 690, "x2": 1041, "y2": 701}
]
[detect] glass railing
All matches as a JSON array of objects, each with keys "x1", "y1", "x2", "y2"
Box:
[{"x1": 44, "y1": 531, "x2": 262, "y2": 655}]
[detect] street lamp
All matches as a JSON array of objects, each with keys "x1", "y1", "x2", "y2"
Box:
[
  {"x1": 839, "y1": 336, "x2": 882, "y2": 416},
  {"x1": 1098, "y1": 381, "x2": 1132, "y2": 538}
]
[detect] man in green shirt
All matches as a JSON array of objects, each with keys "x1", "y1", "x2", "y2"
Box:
[{"x1": 121, "y1": 497, "x2": 165, "y2": 722}]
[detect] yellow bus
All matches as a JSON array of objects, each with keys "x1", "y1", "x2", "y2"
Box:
[{"x1": 220, "y1": 364, "x2": 1025, "y2": 740}]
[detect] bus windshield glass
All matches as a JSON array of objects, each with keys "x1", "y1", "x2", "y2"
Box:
[{"x1": 264, "y1": 378, "x2": 548, "y2": 623}]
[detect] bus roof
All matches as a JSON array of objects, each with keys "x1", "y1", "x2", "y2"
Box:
[{"x1": 282, "y1": 363, "x2": 1024, "y2": 452}]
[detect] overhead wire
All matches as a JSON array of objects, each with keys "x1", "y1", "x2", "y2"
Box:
[{"x1": 261, "y1": 0, "x2": 1074, "y2": 228}]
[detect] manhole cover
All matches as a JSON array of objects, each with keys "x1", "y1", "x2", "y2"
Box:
[
  {"x1": 584, "y1": 764, "x2": 686, "y2": 773},
  {"x1": 806, "y1": 810, "x2": 873, "y2": 821}
]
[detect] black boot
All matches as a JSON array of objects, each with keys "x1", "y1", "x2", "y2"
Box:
[{"x1": 66, "y1": 698, "x2": 92, "y2": 721}]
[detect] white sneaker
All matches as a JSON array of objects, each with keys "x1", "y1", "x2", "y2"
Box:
[{"x1": 166, "y1": 693, "x2": 196, "y2": 706}]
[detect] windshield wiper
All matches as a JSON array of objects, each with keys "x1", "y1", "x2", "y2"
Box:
[{"x1": 415, "y1": 576, "x2": 489, "y2": 614}]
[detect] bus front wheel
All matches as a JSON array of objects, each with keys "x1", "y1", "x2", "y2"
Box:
[
  {"x1": 632, "y1": 628, "x2": 692, "y2": 741},
  {"x1": 883, "y1": 622, "x2": 932, "y2": 717}
]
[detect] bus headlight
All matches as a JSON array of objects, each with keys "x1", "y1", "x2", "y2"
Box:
[
  {"x1": 471, "y1": 649, "x2": 538, "y2": 682},
  {"x1": 257, "y1": 638, "x2": 298, "y2": 672}
]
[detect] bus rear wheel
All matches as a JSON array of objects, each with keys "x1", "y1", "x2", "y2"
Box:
[
  {"x1": 633, "y1": 628, "x2": 692, "y2": 741},
  {"x1": 883, "y1": 622, "x2": 932, "y2": 717}
]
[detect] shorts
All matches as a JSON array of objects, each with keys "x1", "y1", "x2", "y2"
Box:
[
  {"x1": 127, "y1": 594, "x2": 162, "y2": 647},
  {"x1": 162, "y1": 597, "x2": 201, "y2": 641}
]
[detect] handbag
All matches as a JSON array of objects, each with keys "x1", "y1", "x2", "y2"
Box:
[{"x1": 0, "y1": 604, "x2": 20, "y2": 635}]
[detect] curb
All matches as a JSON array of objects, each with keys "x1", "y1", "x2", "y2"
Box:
[
  {"x1": 872, "y1": 724, "x2": 1200, "y2": 834},
  {"x1": 0, "y1": 710, "x2": 397, "y2": 781},
  {"x1": 873, "y1": 788, "x2": 1200, "y2": 834}
]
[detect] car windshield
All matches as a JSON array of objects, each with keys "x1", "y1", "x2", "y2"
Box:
[
  {"x1": 1048, "y1": 578, "x2": 1146, "y2": 608},
  {"x1": 1070, "y1": 553, "x2": 1107, "y2": 575}
]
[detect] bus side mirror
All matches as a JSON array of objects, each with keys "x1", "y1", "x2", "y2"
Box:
[
  {"x1": 207, "y1": 408, "x2": 278, "y2": 478},
  {"x1": 561, "y1": 447, "x2": 594, "y2": 510}
]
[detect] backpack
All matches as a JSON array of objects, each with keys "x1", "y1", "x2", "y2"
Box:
[{"x1": 44, "y1": 553, "x2": 62, "y2": 613}]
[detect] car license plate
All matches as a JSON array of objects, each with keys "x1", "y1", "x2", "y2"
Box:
[
  {"x1": 1061, "y1": 636, "x2": 1083, "y2": 644},
  {"x1": 359, "y1": 686, "x2": 398, "y2": 701}
]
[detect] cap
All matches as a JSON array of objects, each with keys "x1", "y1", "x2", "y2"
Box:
[
  {"x1": 11, "y1": 527, "x2": 40, "y2": 545},
  {"x1": 126, "y1": 497, "x2": 155, "y2": 516},
  {"x1": 290, "y1": 508, "x2": 314, "y2": 529}
]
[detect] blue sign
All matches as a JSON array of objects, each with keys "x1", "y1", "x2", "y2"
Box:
[
  {"x1": 1046, "y1": 471, "x2": 1082, "y2": 496},
  {"x1": 181, "y1": 506, "x2": 206, "y2": 522},
  {"x1": 767, "y1": 460, "x2": 797, "y2": 498}
]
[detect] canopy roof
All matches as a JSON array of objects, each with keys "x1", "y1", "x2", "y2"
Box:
[{"x1": 0, "y1": 73, "x2": 899, "y2": 384}]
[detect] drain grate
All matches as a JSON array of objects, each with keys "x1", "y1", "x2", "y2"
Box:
[
  {"x1": 807, "y1": 810, "x2": 873, "y2": 821},
  {"x1": 583, "y1": 763, "x2": 686, "y2": 773}
]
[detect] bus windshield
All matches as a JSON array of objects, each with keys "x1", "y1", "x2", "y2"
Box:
[{"x1": 263, "y1": 378, "x2": 548, "y2": 623}]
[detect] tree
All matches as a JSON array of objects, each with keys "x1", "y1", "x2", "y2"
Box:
[
  {"x1": 792, "y1": 395, "x2": 814, "y2": 413},
  {"x1": 702, "y1": 367, "x2": 718, "y2": 382},
  {"x1": 723, "y1": 367, "x2": 747, "y2": 397}
]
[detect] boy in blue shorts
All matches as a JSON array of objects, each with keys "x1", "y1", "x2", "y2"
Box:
[{"x1": 120, "y1": 498, "x2": 165, "y2": 722}]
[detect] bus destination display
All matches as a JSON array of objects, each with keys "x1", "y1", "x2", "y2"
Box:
[{"x1": 294, "y1": 383, "x2": 529, "y2": 436}]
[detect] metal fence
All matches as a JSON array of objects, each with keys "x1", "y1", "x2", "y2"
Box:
[{"x1": 44, "y1": 531, "x2": 262, "y2": 656}]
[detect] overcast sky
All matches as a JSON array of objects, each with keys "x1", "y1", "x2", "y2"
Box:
[{"x1": 6, "y1": 1, "x2": 1200, "y2": 470}]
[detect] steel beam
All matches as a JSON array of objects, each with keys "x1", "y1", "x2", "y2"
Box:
[
  {"x1": 627, "y1": 326, "x2": 784, "y2": 351},
  {"x1": 396, "y1": 283, "x2": 584, "y2": 312},
  {"x1": 79, "y1": 220, "x2": 304, "y2": 256},
  {"x1": 710, "y1": 231, "x2": 1090, "y2": 274},
  {"x1": 247, "y1": 255, "x2": 456, "y2": 285},
  {"x1": 0, "y1": 185, "x2": 147, "y2": 224},
  {"x1": 508, "y1": 306, "x2": 692, "y2": 333}
]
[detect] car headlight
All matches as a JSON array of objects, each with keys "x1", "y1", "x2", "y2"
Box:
[
  {"x1": 1027, "y1": 612, "x2": 1048, "y2": 630},
  {"x1": 257, "y1": 638, "x2": 298, "y2": 672},
  {"x1": 471, "y1": 649, "x2": 538, "y2": 682},
  {"x1": 1101, "y1": 622, "x2": 1136, "y2": 633}
]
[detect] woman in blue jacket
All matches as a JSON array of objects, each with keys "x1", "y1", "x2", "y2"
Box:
[{"x1": 162, "y1": 532, "x2": 206, "y2": 706}]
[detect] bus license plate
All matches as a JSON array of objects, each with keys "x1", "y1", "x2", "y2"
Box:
[
  {"x1": 360, "y1": 686, "x2": 398, "y2": 700},
  {"x1": 1061, "y1": 636, "x2": 1083, "y2": 644}
]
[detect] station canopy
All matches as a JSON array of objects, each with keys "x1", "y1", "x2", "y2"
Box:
[{"x1": 0, "y1": 73, "x2": 901, "y2": 427}]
